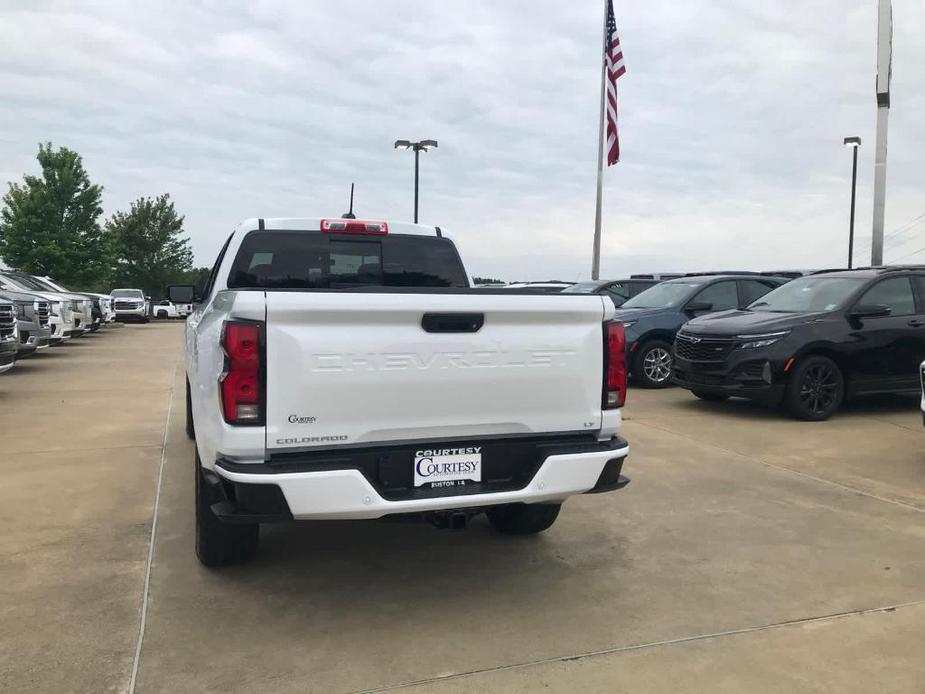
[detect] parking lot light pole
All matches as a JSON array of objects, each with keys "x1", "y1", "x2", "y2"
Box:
[
  {"x1": 394, "y1": 140, "x2": 438, "y2": 223},
  {"x1": 844, "y1": 137, "x2": 861, "y2": 269}
]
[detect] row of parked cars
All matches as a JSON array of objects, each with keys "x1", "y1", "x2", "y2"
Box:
[
  {"x1": 0, "y1": 268, "x2": 156, "y2": 374},
  {"x1": 504, "y1": 268, "x2": 925, "y2": 421}
]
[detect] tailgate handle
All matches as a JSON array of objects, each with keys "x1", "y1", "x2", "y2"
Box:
[{"x1": 421, "y1": 313, "x2": 484, "y2": 333}]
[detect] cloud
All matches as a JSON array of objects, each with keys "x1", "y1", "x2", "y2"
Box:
[{"x1": 0, "y1": 0, "x2": 923, "y2": 281}]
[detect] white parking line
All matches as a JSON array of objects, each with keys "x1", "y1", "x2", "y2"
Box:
[{"x1": 128, "y1": 361, "x2": 178, "y2": 694}]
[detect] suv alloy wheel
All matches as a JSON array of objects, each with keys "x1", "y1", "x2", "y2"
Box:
[
  {"x1": 635, "y1": 340, "x2": 674, "y2": 388},
  {"x1": 785, "y1": 355, "x2": 844, "y2": 421}
]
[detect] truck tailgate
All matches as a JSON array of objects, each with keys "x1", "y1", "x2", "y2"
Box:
[{"x1": 265, "y1": 292, "x2": 610, "y2": 450}]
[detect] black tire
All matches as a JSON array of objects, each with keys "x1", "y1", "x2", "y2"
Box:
[
  {"x1": 486, "y1": 503, "x2": 561, "y2": 535},
  {"x1": 784, "y1": 355, "x2": 844, "y2": 421},
  {"x1": 692, "y1": 390, "x2": 729, "y2": 403},
  {"x1": 195, "y1": 450, "x2": 259, "y2": 567},
  {"x1": 185, "y1": 379, "x2": 195, "y2": 440},
  {"x1": 142, "y1": 317, "x2": 150, "y2": 324},
  {"x1": 634, "y1": 340, "x2": 674, "y2": 388},
  {"x1": 156, "y1": 311, "x2": 167, "y2": 319}
]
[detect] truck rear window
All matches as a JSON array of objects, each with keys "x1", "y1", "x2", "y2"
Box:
[{"x1": 227, "y1": 231, "x2": 469, "y2": 289}]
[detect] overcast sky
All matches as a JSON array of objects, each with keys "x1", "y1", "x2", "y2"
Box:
[{"x1": 1, "y1": 1, "x2": 923, "y2": 281}]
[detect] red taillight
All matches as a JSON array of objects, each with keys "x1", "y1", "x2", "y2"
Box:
[
  {"x1": 604, "y1": 322, "x2": 626, "y2": 409},
  {"x1": 221, "y1": 321, "x2": 263, "y2": 424},
  {"x1": 319, "y1": 219, "x2": 389, "y2": 235}
]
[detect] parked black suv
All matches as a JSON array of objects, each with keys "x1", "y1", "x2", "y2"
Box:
[
  {"x1": 672, "y1": 267, "x2": 925, "y2": 420},
  {"x1": 562, "y1": 278, "x2": 660, "y2": 307},
  {"x1": 614, "y1": 274, "x2": 787, "y2": 387}
]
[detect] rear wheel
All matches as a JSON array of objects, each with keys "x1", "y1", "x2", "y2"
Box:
[
  {"x1": 785, "y1": 355, "x2": 844, "y2": 421},
  {"x1": 195, "y1": 450, "x2": 259, "y2": 567},
  {"x1": 156, "y1": 310, "x2": 167, "y2": 319},
  {"x1": 185, "y1": 379, "x2": 195, "y2": 440},
  {"x1": 486, "y1": 503, "x2": 561, "y2": 535},
  {"x1": 634, "y1": 340, "x2": 674, "y2": 388},
  {"x1": 691, "y1": 390, "x2": 729, "y2": 403}
]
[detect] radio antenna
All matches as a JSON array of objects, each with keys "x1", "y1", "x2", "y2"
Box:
[{"x1": 341, "y1": 183, "x2": 356, "y2": 219}]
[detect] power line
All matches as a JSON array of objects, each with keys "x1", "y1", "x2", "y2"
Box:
[
  {"x1": 888, "y1": 244, "x2": 925, "y2": 264},
  {"x1": 884, "y1": 211, "x2": 925, "y2": 242}
]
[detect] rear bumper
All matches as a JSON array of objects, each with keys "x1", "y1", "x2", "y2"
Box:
[{"x1": 213, "y1": 437, "x2": 630, "y2": 521}]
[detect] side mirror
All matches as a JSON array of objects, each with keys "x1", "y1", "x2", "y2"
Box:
[
  {"x1": 168, "y1": 284, "x2": 197, "y2": 304},
  {"x1": 686, "y1": 300, "x2": 713, "y2": 314},
  {"x1": 849, "y1": 303, "x2": 892, "y2": 320}
]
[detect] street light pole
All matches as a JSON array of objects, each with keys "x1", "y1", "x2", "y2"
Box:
[
  {"x1": 844, "y1": 137, "x2": 861, "y2": 269},
  {"x1": 414, "y1": 147, "x2": 420, "y2": 224},
  {"x1": 394, "y1": 139, "x2": 438, "y2": 224}
]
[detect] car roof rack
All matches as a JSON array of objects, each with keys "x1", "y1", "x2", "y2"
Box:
[
  {"x1": 879, "y1": 264, "x2": 925, "y2": 273},
  {"x1": 680, "y1": 270, "x2": 777, "y2": 277},
  {"x1": 807, "y1": 265, "x2": 925, "y2": 275},
  {"x1": 628, "y1": 273, "x2": 683, "y2": 280}
]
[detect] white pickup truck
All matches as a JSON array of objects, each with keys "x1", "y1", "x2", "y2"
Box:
[{"x1": 170, "y1": 218, "x2": 630, "y2": 567}]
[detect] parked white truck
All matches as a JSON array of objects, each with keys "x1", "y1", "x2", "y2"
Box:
[
  {"x1": 111, "y1": 288, "x2": 149, "y2": 322},
  {"x1": 171, "y1": 218, "x2": 630, "y2": 567},
  {"x1": 0, "y1": 272, "x2": 81, "y2": 340}
]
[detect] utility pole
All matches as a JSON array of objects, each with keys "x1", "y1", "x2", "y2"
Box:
[
  {"x1": 844, "y1": 137, "x2": 861, "y2": 268},
  {"x1": 871, "y1": 0, "x2": 892, "y2": 265}
]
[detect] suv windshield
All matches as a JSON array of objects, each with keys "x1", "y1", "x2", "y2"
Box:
[
  {"x1": 228, "y1": 231, "x2": 469, "y2": 289},
  {"x1": 748, "y1": 276, "x2": 866, "y2": 313},
  {"x1": 112, "y1": 289, "x2": 144, "y2": 298},
  {"x1": 621, "y1": 281, "x2": 702, "y2": 309}
]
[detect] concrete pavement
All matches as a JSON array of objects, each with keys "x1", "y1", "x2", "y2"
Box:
[{"x1": 1, "y1": 322, "x2": 922, "y2": 693}]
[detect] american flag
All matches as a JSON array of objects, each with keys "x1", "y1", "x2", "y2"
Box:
[{"x1": 604, "y1": 0, "x2": 626, "y2": 165}]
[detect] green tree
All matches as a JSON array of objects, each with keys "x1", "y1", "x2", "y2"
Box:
[
  {"x1": 108, "y1": 194, "x2": 193, "y2": 297},
  {"x1": 180, "y1": 266, "x2": 212, "y2": 293},
  {"x1": 0, "y1": 143, "x2": 108, "y2": 289}
]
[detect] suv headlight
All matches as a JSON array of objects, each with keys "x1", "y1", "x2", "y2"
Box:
[
  {"x1": 50, "y1": 301, "x2": 61, "y2": 317},
  {"x1": 737, "y1": 331, "x2": 790, "y2": 349},
  {"x1": 15, "y1": 303, "x2": 26, "y2": 319}
]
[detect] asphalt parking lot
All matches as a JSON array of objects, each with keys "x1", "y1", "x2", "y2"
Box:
[{"x1": 1, "y1": 321, "x2": 923, "y2": 693}]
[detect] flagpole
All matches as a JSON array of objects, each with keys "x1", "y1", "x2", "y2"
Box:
[{"x1": 591, "y1": 0, "x2": 608, "y2": 280}]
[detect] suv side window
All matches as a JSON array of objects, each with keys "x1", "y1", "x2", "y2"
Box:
[
  {"x1": 691, "y1": 280, "x2": 738, "y2": 311},
  {"x1": 739, "y1": 279, "x2": 777, "y2": 306},
  {"x1": 856, "y1": 277, "x2": 916, "y2": 316}
]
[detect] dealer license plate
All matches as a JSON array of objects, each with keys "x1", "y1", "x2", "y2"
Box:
[{"x1": 413, "y1": 446, "x2": 482, "y2": 489}]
